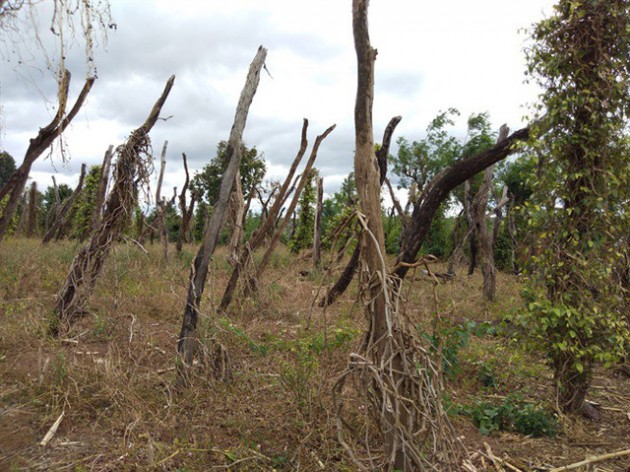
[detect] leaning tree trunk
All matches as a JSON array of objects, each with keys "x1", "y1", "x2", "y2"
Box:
[
  {"x1": 51, "y1": 75, "x2": 175, "y2": 336},
  {"x1": 0, "y1": 71, "x2": 94, "y2": 242},
  {"x1": 393, "y1": 123, "x2": 536, "y2": 282},
  {"x1": 475, "y1": 125, "x2": 509, "y2": 301},
  {"x1": 177, "y1": 46, "x2": 266, "y2": 383},
  {"x1": 245, "y1": 124, "x2": 335, "y2": 294}
]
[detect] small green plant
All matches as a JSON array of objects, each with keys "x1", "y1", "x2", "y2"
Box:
[
  {"x1": 460, "y1": 395, "x2": 558, "y2": 437},
  {"x1": 50, "y1": 352, "x2": 68, "y2": 387},
  {"x1": 419, "y1": 322, "x2": 471, "y2": 378}
]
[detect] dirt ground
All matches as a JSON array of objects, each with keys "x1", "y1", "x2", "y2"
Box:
[{"x1": 1, "y1": 238, "x2": 629, "y2": 471}]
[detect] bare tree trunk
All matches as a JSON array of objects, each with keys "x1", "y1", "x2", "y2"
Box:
[
  {"x1": 43, "y1": 163, "x2": 87, "y2": 244},
  {"x1": 155, "y1": 140, "x2": 169, "y2": 262},
  {"x1": 177, "y1": 47, "x2": 266, "y2": 382},
  {"x1": 218, "y1": 119, "x2": 309, "y2": 312},
  {"x1": 52, "y1": 75, "x2": 175, "y2": 336},
  {"x1": 176, "y1": 152, "x2": 195, "y2": 254},
  {"x1": 228, "y1": 170, "x2": 245, "y2": 265},
  {"x1": 91, "y1": 145, "x2": 113, "y2": 232},
  {"x1": 26, "y1": 182, "x2": 38, "y2": 237},
  {"x1": 474, "y1": 126, "x2": 508, "y2": 301},
  {"x1": 246, "y1": 125, "x2": 335, "y2": 294},
  {"x1": 313, "y1": 176, "x2": 323, "y2": 269},
  {"x1": 464, "y1": 179, "x2": 478, "y2": 276},
  {"x1": 0, "y1": 71, "x2": 94, "y2": 242}
]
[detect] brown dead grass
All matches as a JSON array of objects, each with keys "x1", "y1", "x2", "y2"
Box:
[{"x1": 0, "y1": 237, "x2": 628, "y2": 471}]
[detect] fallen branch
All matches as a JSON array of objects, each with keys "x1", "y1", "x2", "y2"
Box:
[
  {"x1": 40, "y1": 411, "x2": 65, "y2": 447},
  {"x1": 548, "y1": 448, "x2": 630, "y2": 471}
]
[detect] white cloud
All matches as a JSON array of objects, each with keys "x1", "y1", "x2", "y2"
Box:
[{"x1": 0, "y1": 0, "x2": 555, "y2": 200}]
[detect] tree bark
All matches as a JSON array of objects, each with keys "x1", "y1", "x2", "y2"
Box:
[
  {"x1": 52, "y1": 75, "x2": 175, "y2": 335},
  {"x1": 227, "y1": 169, "x2": 245, "y2": 265},
  {"x1": 177, "y1": 47, "x2": 266, "y2": 380},
  {"x1": 0, "y1": 71, "x2": 95, "y2": 242}
]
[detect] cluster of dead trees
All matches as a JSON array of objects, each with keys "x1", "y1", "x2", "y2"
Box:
[{"x1": 0, "y1": 4, "x2": 537, "y2": 467}]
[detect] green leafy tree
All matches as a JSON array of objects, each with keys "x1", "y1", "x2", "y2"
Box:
[
  {"x1": 191, "y1": 141, "x2": 266, "y2": 206},
  {"x1": 392, "y1": 109, "x2": 462, "y2": 193},
  {"x1": 519, "y1": 0, "x2": 630, "y2": 414},
  {"x1": 0, "y1": 152, "x2": 16, "y2": 188}
]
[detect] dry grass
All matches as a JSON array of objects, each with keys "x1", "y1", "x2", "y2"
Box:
[{"x1": 1, "y1": 238, "x2": 628, "y2": 471}]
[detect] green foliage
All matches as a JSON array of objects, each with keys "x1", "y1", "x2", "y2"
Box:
[
  {"x1": 290, "y1": 168, "x2": 317, "y2": 253},
  {"x1": 459, "y1": 395, "x2": 558, "y2": 437},
  {"x1": 0, "y1": 151, "x2": 16, "y2": 188},
  {"x1": 72, "y1": 165, "x2": 101, "y2": 239},
  {"x1": 392, "y1": 109, "x2": 462, "y2": 192},
  {"x1": 191, "y1": 141, "x2": 266, "y2": 206},
  {"x1": 419, "y1": 322, "x2": 471, "y2": 379},
  {"x1": 519, "y1": 0, "x2": 630, "y2": 410}
]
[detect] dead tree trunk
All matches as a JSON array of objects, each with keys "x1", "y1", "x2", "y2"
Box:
[
  {"x1": 26, "y1": 182, "x2": 38, "y2": 237},
  {"x1": 334, "y1": 4, "x2": 464, "y2": 469},
  {"x1": 177, "y1": 152, "x2": 195, "y2": 254},
  {"x1": 246, "y1": 125, "x2": 335, "y2": 293},
  {"x1": 42, "y1": 163, "x2": 87, "y2": 244},
  {"x1": 0, "y1": 71, "x2": 94, "y2": 242},
  {"x1": 227, "y1": 169, "x2": 245, "y2": 265},
  {"x1": 218, "y1": 119, "x2": 309, "y2": 312},
  {"x1": 319, "y1": 115, "x2": 401, "y2": 307},
  {"x1": 45, "y1": 176, "x2": 62, "y2": 232},
  {"x1": 177, "y1": 47, "x2": 266, "y2": 382},
  {"x1": 155, "y1": 140, "x2": 169, "y2": 262},
  {"x1": 91, "y1": 145, "x2": 114, "y2": 233},
  {"x1": 464, "y1": 180, "x2": 478, "y2": 276},
  {"x1": 313, "y1": 176, "x2": 323, "y2": 269},
  {"x1": 51, "y1": 75, "x2": 175, "y2": 336},
  {"x1": 475, "y1": 125, "x2": 508, "y2": 301}
]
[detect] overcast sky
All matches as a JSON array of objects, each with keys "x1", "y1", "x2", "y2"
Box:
[{"x1": 0, "y1": 0, "x2": 556, "y2": 202}]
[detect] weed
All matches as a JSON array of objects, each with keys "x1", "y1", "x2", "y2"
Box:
[
  {"x1": 458, "y1": 395, "x2": 559, "y2": 437},
  {"x1": 419, "y1": 322, "x2": 471, "y2": 378}
]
